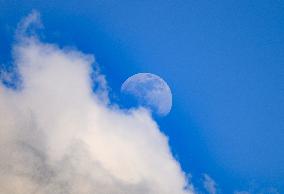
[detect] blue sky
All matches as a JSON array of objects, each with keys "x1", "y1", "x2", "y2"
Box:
[{"x1": 0, "y1": 0, "x2": 283, "y2": 193}]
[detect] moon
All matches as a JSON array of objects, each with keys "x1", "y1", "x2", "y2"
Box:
[{"x1": 121, "y1": 73, "x2": 172, "y2": 116}]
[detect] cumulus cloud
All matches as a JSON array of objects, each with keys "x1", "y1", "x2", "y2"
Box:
[
  {"x1": 0, "y1": 11, "x2": 194, "y2": 194},
  {"x1": 203, "y1": 174, "x2": 217, "y2": 194}
]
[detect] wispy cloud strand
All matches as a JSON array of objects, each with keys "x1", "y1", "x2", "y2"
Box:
[{"x1": 203, "y1": 174, "x2": 217, "y2": 194}]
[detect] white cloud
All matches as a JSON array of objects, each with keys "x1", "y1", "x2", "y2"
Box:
[
  {"x1": 0, "y1": 11, "x2": 194, "y2": 194},
  {"x1": 203, "y1": 174, "x2": 217, "y2": 194}
]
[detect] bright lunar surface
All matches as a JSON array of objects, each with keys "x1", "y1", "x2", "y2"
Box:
[{"x1": 121, "y1": 73, "x2": 172, "y2": 116}]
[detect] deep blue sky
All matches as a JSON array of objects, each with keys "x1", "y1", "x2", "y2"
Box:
[{"x1": 1, "y1": 0, "x2": 283, "y2": 193}]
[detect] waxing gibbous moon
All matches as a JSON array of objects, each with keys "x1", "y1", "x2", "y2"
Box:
[{"x1": 121, "y1": 73, "x2": 172, "y2": 116}]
